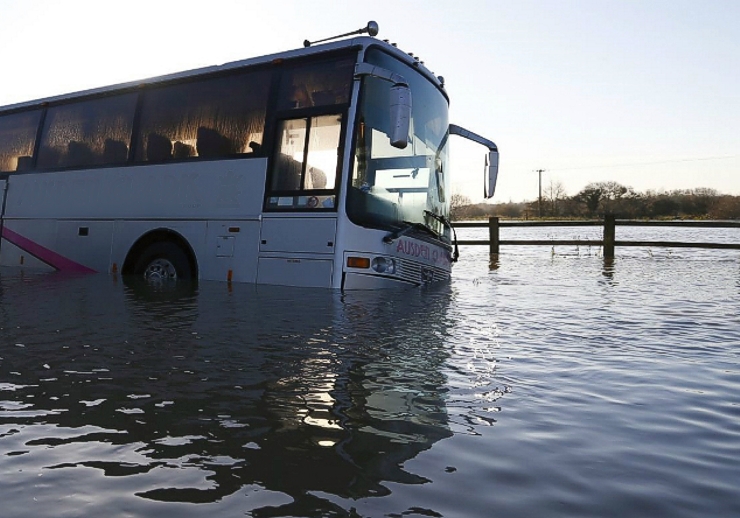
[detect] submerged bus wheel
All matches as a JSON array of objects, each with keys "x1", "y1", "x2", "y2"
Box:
[{"x1": 134, "y1": 242, "x2": 193, "y2": 282}]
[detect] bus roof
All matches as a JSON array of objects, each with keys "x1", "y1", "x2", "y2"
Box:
[{"x1": 0, "y1": 36, "x2": 446, "y2": 114}]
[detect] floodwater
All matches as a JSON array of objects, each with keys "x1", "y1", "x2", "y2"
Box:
[{"x1": 1, "y1": 226, "x2": 739, "y2": 517}]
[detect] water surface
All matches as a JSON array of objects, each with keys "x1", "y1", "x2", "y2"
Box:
[{"x1": 1, "y1": 227, "x2": 739, "y2": 517}]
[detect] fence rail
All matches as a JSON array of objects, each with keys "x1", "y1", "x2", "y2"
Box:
[{"x1": 454, "y1": 216, "x2": 740, "y2": 258}]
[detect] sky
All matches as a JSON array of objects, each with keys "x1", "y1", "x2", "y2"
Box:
[{"x1": 0, "y1": 0, "x2": 738, "y2": 203}]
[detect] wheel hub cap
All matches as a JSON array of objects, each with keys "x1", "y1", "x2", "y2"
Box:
[{"x1": 143, "y1": 258, "x2": 177, "y2": 282}]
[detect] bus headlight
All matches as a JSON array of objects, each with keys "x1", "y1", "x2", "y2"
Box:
[{"x1": 371, "y1": 257, "x2": 396, "y2": 274}]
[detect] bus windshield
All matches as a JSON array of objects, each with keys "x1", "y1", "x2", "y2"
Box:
[{"x1": 348, "y1": 48, "x2": 450, "y2": 242}]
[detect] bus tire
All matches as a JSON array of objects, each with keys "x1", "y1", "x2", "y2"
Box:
[{"x1": 134, "y1": 242, "x2": 193, "y2": 282}]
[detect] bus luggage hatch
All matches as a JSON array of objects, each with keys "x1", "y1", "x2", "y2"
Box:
[
  {"x1": 259, "y1": 217, "x2": 336, "y2": 254},
  {"x1": 257, "y1": 217, "x2": 337, "y2": 288}
]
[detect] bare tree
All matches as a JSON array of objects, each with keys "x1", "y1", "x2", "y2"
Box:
[
  {"x1": 450, "y1": 193, "x2": 472, "y2": 220},
  {"x1": 544, "y1": 180, "x2": 567, "y2": 217}
]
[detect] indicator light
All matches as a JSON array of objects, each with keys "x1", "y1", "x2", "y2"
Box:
[{"x1": 347, "y1": 256, "x2": 370, "y2": 269}]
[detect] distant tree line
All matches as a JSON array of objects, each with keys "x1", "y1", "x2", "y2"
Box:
[{"x1": 450, "y1": 181, "x2": 740, "y2": 221}]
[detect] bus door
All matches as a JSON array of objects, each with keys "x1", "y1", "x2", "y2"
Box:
[{"x1": 258, "y1": 115, "x2": 343, "y2": 288}]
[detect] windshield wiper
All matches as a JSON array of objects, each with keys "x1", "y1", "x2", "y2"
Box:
[
  {"x1": 383, "y1": 221, "x2": 439, "y2": 244},
  {"x1": 424, "y1": 210, "x2": 460, "y2": 263},
  {"x1": 423, "y1": 210, "x2": 450, "y2": 227}
]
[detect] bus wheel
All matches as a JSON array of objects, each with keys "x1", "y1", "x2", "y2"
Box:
[{"x1": 134, "y1": 242, "x2": 192, "y2": 282}]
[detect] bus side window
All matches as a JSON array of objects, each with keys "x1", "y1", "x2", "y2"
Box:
[
  {"x1": 37, "y1": 93, "x2": 136, "y2": 170},
  {"x1": 135, "y1": 69, "x2": 271, "y2": 162},
  {"x1": 277, "y1": 58, "x2": 354, "y2": 111},
  {"x1": 0, "y1": 110, "x2": 43, "y2": 173},
  {"x1": 271, "y1": 118, "x2": 307, "y2": 192},
  {"x1": 266, "y1": 114, "x2": 341, "y2": 210}
]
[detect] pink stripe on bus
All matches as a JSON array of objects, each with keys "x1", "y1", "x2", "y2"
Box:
[{"x1": 1, "y1": 226, "x2": 97, "y2": 273}]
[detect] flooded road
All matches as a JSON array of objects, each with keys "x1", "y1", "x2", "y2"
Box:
[{"x1": 1, "y1": 231, "x2": 740, "y2": 517}]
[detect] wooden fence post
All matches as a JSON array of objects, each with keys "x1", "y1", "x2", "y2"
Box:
[
  {"x1": 603, "y1": 214, "x2": 615, "y2": 259},
  {"x1": 489, "y1": 216, "x2": 500, "y2": 256}
]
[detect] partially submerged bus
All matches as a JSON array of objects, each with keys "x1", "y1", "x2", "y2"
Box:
[{"x1": 0, "y1": 22, "x2": 498, "y2": 289}]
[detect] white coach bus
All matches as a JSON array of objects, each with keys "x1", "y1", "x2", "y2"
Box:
[{"x1": 0, "y1": 22, "x2": 498, "y2": 289}]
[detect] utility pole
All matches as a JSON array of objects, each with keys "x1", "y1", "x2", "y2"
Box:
[{"x1": 534, "y1": 169, "x2": 546, "y2": 217}]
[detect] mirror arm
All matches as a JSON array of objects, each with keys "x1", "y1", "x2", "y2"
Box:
[
  {"x1": 449, "y1": 124, "x2": 497, "y2": 152},
  {"x1": 449, "y1": 124, "x2": 499, "y2": 199}
]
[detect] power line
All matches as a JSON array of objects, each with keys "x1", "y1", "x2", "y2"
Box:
[{"x1": 546, "y1": 154, "x2": 739, "y2": 172}]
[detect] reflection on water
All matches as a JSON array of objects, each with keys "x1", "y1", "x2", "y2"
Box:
[{"x1": 0, "y1": 272, "x2": 453, "y2": 516}]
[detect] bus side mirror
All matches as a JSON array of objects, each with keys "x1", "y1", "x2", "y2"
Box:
[
  {"x1": 389, "y1": 84, "x2": 411, "y2": 149},
  {"x1": 485, "y1": 150, "x2": 499, "y2": 198},
  {"x1": 448, "y1": 123, "x2": 498, "y2": 198}
]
